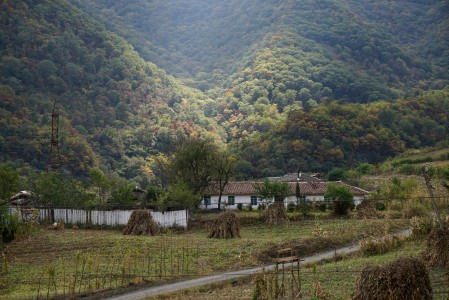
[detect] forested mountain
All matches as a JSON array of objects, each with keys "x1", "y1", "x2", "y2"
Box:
[
  {"x1": 0, "y1": 0, "x2": 225, "y2": 182},
  {"x1": 1, "y1": 0, "x2": 448, "y2": 183},
  {"x1": 76, "y1": 0, "x2": 449, "y2": 102}
]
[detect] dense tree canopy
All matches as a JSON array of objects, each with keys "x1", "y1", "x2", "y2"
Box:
[{"x1": 1, "y1": 0, "x2": 448, "y2": 184}]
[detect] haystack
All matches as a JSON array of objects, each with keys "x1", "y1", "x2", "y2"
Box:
[
  {"x1": 422, "y1": 227, "x2": 449, "y2": 267},
  {"x1": 123, "y1": 210, "x2": 159, "y2": 236},
  {"x1": 352, "y1": 257, "x2": 432, "y2": 300},
  {"x1": 356, "y1": 199, "x2": 378, "y2": 219},
  {"x1": 263, "y1": 202, "x2": 288, "y2": 225},
  {"x1": 207, "y1": 210, "x2": 240, "y2": 239}
]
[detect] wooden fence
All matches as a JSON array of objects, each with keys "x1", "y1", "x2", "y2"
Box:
[{"x1": 9, "y1": 207, "x2": 189, "y2": 228}]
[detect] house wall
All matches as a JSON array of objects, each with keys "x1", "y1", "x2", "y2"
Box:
[
  {"x1": 201, "y1": 194, "x2": 364, "y2": 210},
  {"x1": 199, "y1": 195, "x2": 260, "y2": 209},
  {"x1": 286, "y1": 195, "x2": 363, "y2": 206}
]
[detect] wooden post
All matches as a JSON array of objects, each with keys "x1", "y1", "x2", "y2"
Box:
[{"x1": 422, "y1": 165, "x2": 445, "y2": 230}]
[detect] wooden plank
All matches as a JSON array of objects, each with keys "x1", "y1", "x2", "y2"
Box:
[
  {"x1": 277, "y1": 248, "x2": 292, "y2": 254},
  {"x1": 274, "y1": 256, "x2": 299, "y2": 263}
]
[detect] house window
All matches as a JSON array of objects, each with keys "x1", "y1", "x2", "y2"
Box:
[
  {"x1": 250, "y1": 196, "x2": 258, "y2": 206},
  {"x1": 203, "y1": 196, "x2": 211, "y2": 206},
  {"x1": 228, "y1": 196, "x2": 235, "y2": 205}
]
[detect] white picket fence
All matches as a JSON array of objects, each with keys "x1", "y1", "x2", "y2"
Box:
[{"x1": 9, "y1": 207, "x2": 188, "y2": 228}]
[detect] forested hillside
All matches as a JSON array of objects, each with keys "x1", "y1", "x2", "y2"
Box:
[
  {"x1": 1, "y1": 0, "x2": 448, "y2": 184},
  {"x1": 76, "y1": 0, "x2": 449, "y2": 102},
  {"x1": 230, "y1": 89, "x2": 449, "y2": 178},
  {"x1": 0, "y1": 0, "x2": 225, "y2": 182}
]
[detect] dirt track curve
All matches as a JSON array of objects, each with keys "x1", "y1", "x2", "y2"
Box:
[{"x1": 106, "y1": 228, "x2": 411, "y2": 300}]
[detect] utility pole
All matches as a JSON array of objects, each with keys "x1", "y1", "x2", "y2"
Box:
[
  {"x1": 46, "y1": 99, "x2": 61, "y2": 172},
  {"x1": 422, "y1": 165, "x2": 444, "y2": 230}
]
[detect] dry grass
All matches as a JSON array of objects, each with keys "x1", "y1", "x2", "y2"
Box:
[
  {"x1": 207, "y1": 211, "x2": 240, "y2": 239},
  {"x1": 263, "y1": 202, "x2": 288, "y2": 225},
  {"x1": 0, "y1": 218, "x2": 409, "y2": 300},
  {"x1": 123, "y1": 210, "x2": 159, "y2": 236},
  {"x1": 422, "y1": 227, "x2": 449, "y2": 267},
  {"x1": 352, "y1": 257, "x2": 432, "y2": 300}
]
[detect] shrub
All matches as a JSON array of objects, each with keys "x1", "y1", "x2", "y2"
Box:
[
  {"x1": 316, "y1": 202, "x2": 327, "y2": 212},
  {"x1": 257, "y1": 204, "x2": 266, "y2": 211},
  {"x1": 287, "y1": 202, "x2": 296, "y2": 213},
  {"x1": 237, "y1": 203, "x2": 243, "y2": 211},
  {"x1": 0, "y1": 208, "x2": 20, "y2": 243},
  {"x1": 375, "y1": 201, "x2": 386, "y2": 211},
  {"x1": 325, "y1": 184, "x2": 354, "y2": 216},
  {"x1": 402, "y1": 201, "x2": 427, "y2": 219},
  {"x1": 410, "y1": 216, "x2": 434, "y2": 236},
  {"x1": 360, "y1": 235, "x2": 401, "y2": 256},
  {"x1": 298, "y1": 203, "x2": 312, "y2": 217},
  {"x1": 246, "y1": 204, "x2": 253, "y2": 211}
]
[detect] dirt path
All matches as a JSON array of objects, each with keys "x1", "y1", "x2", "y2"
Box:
[{"x1": 106, "y1": 228, "x2": 411, "y2": 300}]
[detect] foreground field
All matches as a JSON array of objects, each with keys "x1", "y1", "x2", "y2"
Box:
[
  {"x1": 163, "y1": 237, "x2": 448, "y2": 299},
  {"x1": 0, "y1": 217, "x2": 408, "y2": 299}
]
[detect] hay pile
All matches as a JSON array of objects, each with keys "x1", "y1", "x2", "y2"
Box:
[
  {"x1": 207, "y1": 210, "x2": 240, "y2": 239},
  {"x1": 123, "y1": 210, "x2": 159, "y2": 236},
  {"x1": 422, "y1": 227, "x2": 449, "y2": 267},
  {"x1": 263, "y1": 202, "x2": 288, "y2": 225},
  {"x1": 356, "y1": 199, "x2": 378, "y2": 219},
  {"x1": 352, "y1": 257, "x2": 432, "y2": 300}
]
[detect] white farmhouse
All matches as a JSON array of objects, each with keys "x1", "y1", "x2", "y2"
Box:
[{"x1": 200, "y1": 178, "x2": 369, "y2": 209}]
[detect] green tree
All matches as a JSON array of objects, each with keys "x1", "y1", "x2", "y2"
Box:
[
  {"x1": 144, "y1": 185, "x2": 164, "y2": 207},
  {"x1": 108, "y1": 183, "x2": 134, "y2": 207},
  {"x1": 213, "y1": 152, "x2": 236, "y2": 210},
  {"x1": 325, "y1": 184, "x2": 354, "y2": 216},
  {"x1": 170, "y1": 139, "x2": 217, "y2": 195},
  {"x1": 158, "y1": 182, "x2": 198, "y2": 211},
  {"x1": 28, "y1": 172, "x2": 90, "y2": 208},
  {"x1": 255, "y1": 179, "x2": 291, "y2": 203},
  {"x1": 0, "y1": 164, "x2": 19, "y2": 201},
  {"x1": 89, "y1": 168, "x2": 111, "y2": 204},
  {"x1": 327, "y1": 168, "x2": 346, "y2": 181}
]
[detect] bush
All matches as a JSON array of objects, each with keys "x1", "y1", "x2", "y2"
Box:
[
  {"x1": 410, "y1": 216, "x2": 434, "y2": 236},
  {"x1": 257, "y1": 204, "x2": 266, "y2": 211},
  {"x1": 325, "y1": 185, "x2": 354, "y2": 216},
  {"x1": 246, "y1": 204, "x2": 253, "y2": 211},
  {"x1": 298, "y1": 203, "x2": 312, "y2": 217},
  {"x1": 237, "y1": 203, "x2": 243, "y2": 211},
  {"x1": 375, "y1": 201, "x2": 386, "y2": 211},
  {"x1": 287, "y1": 202, "x2": 296, "y2": 213},
  {"x1": 0, "y1": 207, "x2": 20, "y2": 243},
  {"x1": 403, "y1": 201, "x2": 427, "y2": 219},
  {"x1": 316, "y1": 202, "x2": 327, "y2": 212},
  {"x1": 360, "y1": 235, "x2": 402, "y2": 256}
]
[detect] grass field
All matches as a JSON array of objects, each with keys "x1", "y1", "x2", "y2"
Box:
[
  {"x1": 0, "y1": 216, "x2": 409, "y2": 299},
  {"x1": 162, "y1": 237, "x2": 449, "y2": 299}
]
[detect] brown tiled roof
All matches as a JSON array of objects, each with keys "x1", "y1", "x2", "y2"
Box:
[
  {"x1": 204, "y1": 181, "x2": 369, "y2": 196},
  {"x1": 288, "y1": 181, "x2": 369, "y2": 196},
  {"x1": 204, "y1": 181, "x2": 259, "y2": 195}
]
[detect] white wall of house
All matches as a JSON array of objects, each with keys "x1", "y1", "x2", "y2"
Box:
[
  {"x1": 201, "y1": 194, "x2": 364, "y2": 210},
  {"x1": 199, "y1": 195, "x2": 260, "y2": 209}
]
